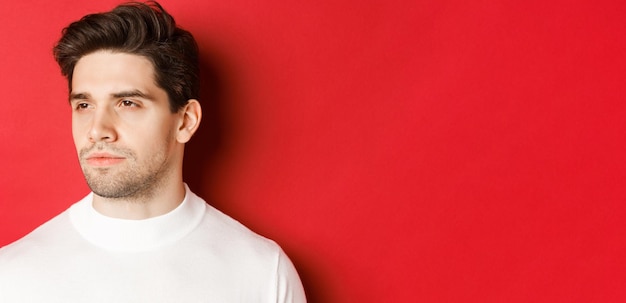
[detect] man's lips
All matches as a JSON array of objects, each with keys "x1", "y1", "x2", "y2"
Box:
[{"x1": 85, "y1": 153, "x2": 125, "y2": 167}]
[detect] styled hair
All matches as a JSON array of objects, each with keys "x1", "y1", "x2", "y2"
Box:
[{"x1": 53, "y1": 1, "x2": 199, "y2": 112}]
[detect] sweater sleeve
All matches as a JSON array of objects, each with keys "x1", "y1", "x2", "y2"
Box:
[{"x1": 275, "y1": 248, "x2": 307, "y2": 303}]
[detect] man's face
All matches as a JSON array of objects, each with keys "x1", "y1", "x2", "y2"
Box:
[{"x1": 71, "y1": 51, "x2": 182, "y2": 200}]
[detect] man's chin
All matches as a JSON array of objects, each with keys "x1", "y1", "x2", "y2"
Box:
[{"x1": 85, "y1": 178, "x2": 131, "y2": 199}]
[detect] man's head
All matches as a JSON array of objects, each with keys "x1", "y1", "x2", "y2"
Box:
[
  {"x1": 53, "y1": 1, "x2": 199, "y2": 113},
  {"x1": 54, "y1": 1, "x2": 202, "y2": 204}
]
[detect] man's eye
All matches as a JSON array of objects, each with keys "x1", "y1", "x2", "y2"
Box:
[
  {"x1": 75, "y1": 103, "x2": 90, "y2": 110},
  {"x1": 120, "y1": 100, "x2": 138, "y2": 107}
]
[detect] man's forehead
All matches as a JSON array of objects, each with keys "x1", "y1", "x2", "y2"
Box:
[
  {"x1": 72, "y1": 51, "x2": 156, "y2": 81},
  {"x1": 71, "y1": 51, "x2": 159, "y2": 98}
]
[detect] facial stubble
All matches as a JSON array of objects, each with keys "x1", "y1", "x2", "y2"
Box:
[{"x1": 78, "y1": 141, "x2": 172, "y2": 202}]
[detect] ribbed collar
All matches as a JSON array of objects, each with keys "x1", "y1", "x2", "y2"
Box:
[{"x1": 69, "y1": 184, "x2": 206, "y2": 252}]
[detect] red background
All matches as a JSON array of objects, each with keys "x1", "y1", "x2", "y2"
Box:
[{"x1": 1, "y1": 0, "x2": 625, "y2": 302}]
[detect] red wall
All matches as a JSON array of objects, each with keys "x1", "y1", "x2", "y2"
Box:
[{"x1": 1, "y1": 0, "x2": 625, "y2": 302}]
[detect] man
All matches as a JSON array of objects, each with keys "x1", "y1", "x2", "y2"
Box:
[{"x1": 0, "y1": 2, "x2": 306, "y2": 302}]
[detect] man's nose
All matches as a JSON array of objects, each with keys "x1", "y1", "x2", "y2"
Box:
[{"x1": 88, "y1": 107, "x2": 117, "y2": 143}]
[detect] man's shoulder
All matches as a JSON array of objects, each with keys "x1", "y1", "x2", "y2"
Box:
[
  {"x1": 190, "y1": 201, "x2": 306, "y2": 302},
  {"x1": 0, "y1": 204, "x2": 79, "y2": 264},
  {"x1": 202, "y1": 203, "x2": 279, "y2": 248},
  {"x1": 188, "y1": 198, "x2": 283, "y2": 260}
]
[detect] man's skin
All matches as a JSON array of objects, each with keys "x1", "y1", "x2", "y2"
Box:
[{"x1": 70, "y1": 50, "x2": 202, "y2": 220}]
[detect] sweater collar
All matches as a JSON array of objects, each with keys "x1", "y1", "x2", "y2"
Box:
[{"x1": 69, "y1": 184, "x2": 206, "y2": 252}]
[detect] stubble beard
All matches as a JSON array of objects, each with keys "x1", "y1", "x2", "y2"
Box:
[{"x1": 79, "y1": 144, "x2": 169, "y2": 202}]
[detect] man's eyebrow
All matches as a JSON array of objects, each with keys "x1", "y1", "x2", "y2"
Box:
[
  {"x1": 69, "y1": 92, "x2": 90, "y2": 101},
  {"x1": 68, "y1": 90, "x2": 152, "y2": 102},
  {"x1": 112, "y1": 89, "x2": 151, "y2": 99}
]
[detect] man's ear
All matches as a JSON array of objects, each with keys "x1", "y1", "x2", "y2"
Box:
[{"x1": 176, "y1": 99, "x2": 202, "y2": 143}]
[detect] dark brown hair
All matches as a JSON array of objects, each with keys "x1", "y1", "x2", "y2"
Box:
[{"x1": 53, "y1": 1, "x2": 199, "y2": 112}]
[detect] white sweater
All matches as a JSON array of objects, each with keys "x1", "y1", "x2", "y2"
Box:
[{"x1": 0, "y1": 186, "x2": 306, "y2": 302}]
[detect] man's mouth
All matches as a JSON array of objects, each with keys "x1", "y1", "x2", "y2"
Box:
[{"x1": 85, "y1": 152, "x2": 125, "y2": 167}]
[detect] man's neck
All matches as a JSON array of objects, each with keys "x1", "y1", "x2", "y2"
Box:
[{"x1": 91, "y1": 181, "x2": 187, "y2": 220}]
